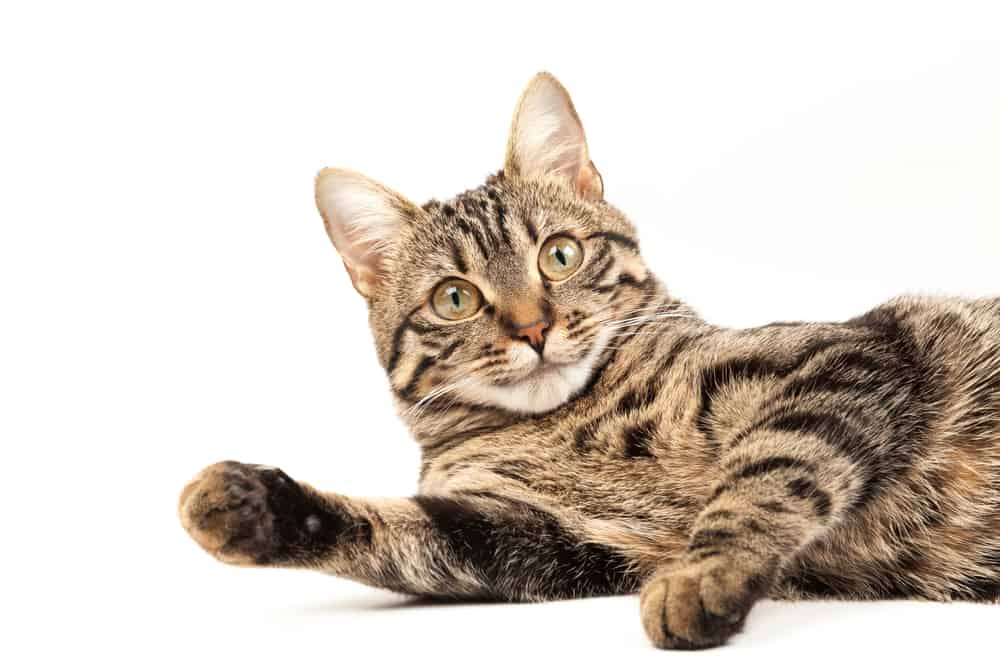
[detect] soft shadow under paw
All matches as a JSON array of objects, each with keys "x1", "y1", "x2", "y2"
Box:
[{"x1": 291, "y1": 593, "x2": 506, "y2": 616}]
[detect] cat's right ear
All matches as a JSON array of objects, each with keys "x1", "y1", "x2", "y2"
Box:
[
  {"x1": 504, "y1": 73, "x2": 603, "y2": 200},
  {"x1": 315, "y1": 168, "x2": 418, "y2": 297}
]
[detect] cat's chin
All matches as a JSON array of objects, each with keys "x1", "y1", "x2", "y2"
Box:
[{"x1": 461, "y1": 330, "x2": 610, "y2": 415}]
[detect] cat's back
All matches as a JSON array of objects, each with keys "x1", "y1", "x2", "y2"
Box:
[
  {"x1": 766, "y1": 295, "x2": 1000, "y2": 600},
  {"x1": 859, "y1": 294, "x2": 1000, "y2": 445}
]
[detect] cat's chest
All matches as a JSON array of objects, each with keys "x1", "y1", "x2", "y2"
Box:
[{"x1": 419, "y1": 374, "x2": 712, "y2": 513}]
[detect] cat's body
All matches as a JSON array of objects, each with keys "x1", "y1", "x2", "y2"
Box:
[
  {"x1": 417, "y1": 287, "x2": 1000, "y2": 603},
  {"x1": 179, "y1": 74, "x2": 1000, "y2": 649}
]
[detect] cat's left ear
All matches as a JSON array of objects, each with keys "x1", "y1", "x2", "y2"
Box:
[
  {"x1": 504, "y1": 72, "x2": 603, "y2": 200},
  {"x1": 315, "y1": 168, "x2": 418, "y2": 297}
]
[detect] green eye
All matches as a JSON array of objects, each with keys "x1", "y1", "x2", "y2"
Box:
[
  {"x1": 539, "y1": 236, "x2": 584, "y2": 281},
  {"x1": 431, "y1": 278, "x2": 483, "y2": 320}
]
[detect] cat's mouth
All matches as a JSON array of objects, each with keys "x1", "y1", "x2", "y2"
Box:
[
  {"x1": 495, "y1": 359, "x2": 575, "y2": 387},
  {"x1": 458, "y1": 329, "x2": 611, "y2": 414}
]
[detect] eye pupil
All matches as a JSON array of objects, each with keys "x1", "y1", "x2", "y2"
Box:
[
  {"x1": 538, "y1": 236, "x2": 583, "y2": 281},
  {"x1": 432, "y1": 279, "x2": 483, "y2": 321}
]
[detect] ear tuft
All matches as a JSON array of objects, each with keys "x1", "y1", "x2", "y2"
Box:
[
  {"x1": 315, "y1": 168, "x2": 417, "y2": 297},
  {"x1": 504, "y1": 73, "x2": 603, "y2": 200}
]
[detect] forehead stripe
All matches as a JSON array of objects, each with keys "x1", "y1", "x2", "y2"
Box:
[
  {"x1": 492, "y1": 201, "x2": 513, "y2": 249},
  {"x1": 449, "y1": 239, "x2": 469, "y2": 273},
  {"x1": 521, "y1": 213, "x2": 539, "y2": 244},
  {"x1": 469, "y1": 199, "x2": 510, "y2": 253},
  {"x1": 454, "y1": 218, "x2": 491, "y2": 259}
]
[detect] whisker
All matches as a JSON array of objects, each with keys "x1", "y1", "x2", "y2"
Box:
[
  {"x1": 403, "y1": 377, "x2": 476, "y2": 420},
  {"x1": 579, "y1": 301, "x2": 666, "y2": 322},
  {"x1": 604, "y1": 313, "x2": 695, "y2": 330},
  {"x1": 606, "y1": 324, "x2": 697, "y2": 341},
  {"x1": 592, "y1": 302, "x2": 671, "y2": 321},
  {"x1": 597, "y1": 309, "x2": 700, "y2": 350}
]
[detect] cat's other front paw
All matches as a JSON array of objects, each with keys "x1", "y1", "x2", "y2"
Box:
[
  {"x1": 639, "y1": 555, "x2": 774, "y2": 650},
  {"x1": 178, "y1": 461, "x2": 341, "y2": 566}
]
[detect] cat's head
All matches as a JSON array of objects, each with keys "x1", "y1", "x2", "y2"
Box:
[{"x1": 316, "y1": 73, "x2": 658, "y2": 416}]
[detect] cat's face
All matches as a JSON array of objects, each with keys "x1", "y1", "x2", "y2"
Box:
[{"x1": 316, "y1": 74, "x2": 655, "y2": 415}]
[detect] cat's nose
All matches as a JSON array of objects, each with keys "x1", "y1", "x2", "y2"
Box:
[{"x1": 515, "y1": 319, "x2": 550, "y2": 355}]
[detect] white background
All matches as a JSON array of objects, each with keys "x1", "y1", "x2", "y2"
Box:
[{"x1": 3, "y1": 1, "x2": 999, "y2": 664}]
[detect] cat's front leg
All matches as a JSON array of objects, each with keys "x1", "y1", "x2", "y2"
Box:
[
  {"x1": 179, "y1": 461, "x2": 637, "y2": 600},
  {"x1": 640, "y1": 544, "x2": 777, "y2": 650},
  {"x1": 641, "y1": 426, "x2": 860, "y2": 650}
]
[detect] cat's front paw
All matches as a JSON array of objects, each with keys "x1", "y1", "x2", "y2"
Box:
[
  {"x1": 178, "y1": 461, "x2": 340, "y2": 566},
  {"x1": 639, "y1": 555, "x2": 774, "y2": 650}
]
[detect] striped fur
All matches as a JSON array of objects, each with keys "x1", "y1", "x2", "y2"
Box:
[{"x1": 179, "y1": 73, "x2": 1000, "y2": 650}]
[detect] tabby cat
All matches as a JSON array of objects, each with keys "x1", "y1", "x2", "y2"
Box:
[{"x1": 179, "y1": 73, "x2": 1000, "y2": 649}]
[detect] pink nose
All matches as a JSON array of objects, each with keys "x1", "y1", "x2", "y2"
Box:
[{"x1": 516, "y1": 320, "x2": 550, "y2": 354}]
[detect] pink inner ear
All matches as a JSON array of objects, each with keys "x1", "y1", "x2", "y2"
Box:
[
  {"x1": 336, "y1": 229, "x2": 396, "y2": 297},
  {"x1": 343, "y1": 258, "x2": 380, "y2": 297},
  {"x1": 315, "y1": 168, "x2": 419, "y2": 297},
  {"x1": 505, "y1": 75, "x2": 600, "y2": 200},
  {"x1": 577, "y1": 161, "x2": 604, "y2": 201}
]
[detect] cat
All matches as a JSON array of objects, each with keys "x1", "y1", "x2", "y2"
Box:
[{"x1": 179, "y1": 72, "x2": 1000, "y2": 650}]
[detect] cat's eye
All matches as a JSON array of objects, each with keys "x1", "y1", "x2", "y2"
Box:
[
  {"x1": 431, "y1": 278, "x2": 484, "y2": 321},
  {"x1": 538, "y1": 236, "x2": 584, "y2": 281}
]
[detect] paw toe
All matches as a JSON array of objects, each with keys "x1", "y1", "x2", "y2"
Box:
[
  {"x1": 640, "y1": 559, "x2": 766, "y2": 650},
  {"x1": 178, "y1": 461, "x2": 277, "y2": 565}
]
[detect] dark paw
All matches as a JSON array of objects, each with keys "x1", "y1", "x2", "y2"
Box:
[
  {"x1": 640, "y1": 556, "x2": 772, "y2": 650},
  {"x1": 178, "y1": 461, "x2": 342, "y2": 565}
]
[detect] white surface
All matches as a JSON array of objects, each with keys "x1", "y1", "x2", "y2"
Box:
[{"x1": 2, "y1": 1, "x2": 999, "y2": 664}]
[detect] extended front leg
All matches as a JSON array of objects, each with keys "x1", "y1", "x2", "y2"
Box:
[
  {"x1": 641, "y1": 423, "x2": 861, "y2": 649},
  {"x1": 179, "y1": 461, "x2": 637, "y2": 601}
]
